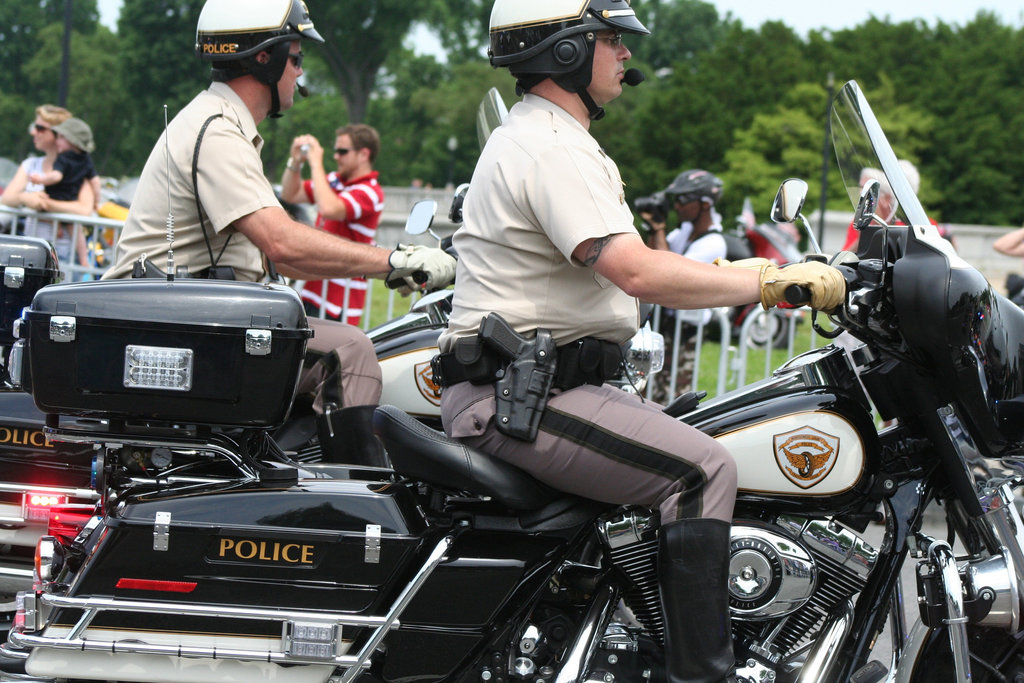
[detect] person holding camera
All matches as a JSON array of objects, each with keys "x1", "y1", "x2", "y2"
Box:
[
  {"x1": 638, "y1": 169, "x2": 727, "y2": 401},
  {"x1": 641, "y1": 168, "x2": 726, "y2": 265}
]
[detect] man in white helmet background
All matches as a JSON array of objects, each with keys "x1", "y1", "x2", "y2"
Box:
[
  {"x1": 104, "y1": 0, "x2": 456, "y2": 465},
  {"x1": 643, "y1": 168, "x2": 729, "y2": 402},
  {"x1": 434, "y1": 1, "x2": 845, "y2": 681}
]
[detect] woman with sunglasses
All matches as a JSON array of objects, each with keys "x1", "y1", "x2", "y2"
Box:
[{"x1": 1, "y1": 104, "x2": 93, "y2": 268}]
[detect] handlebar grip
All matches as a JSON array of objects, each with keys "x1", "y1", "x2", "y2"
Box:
[
  {"x1": 385, "y1": 270, "x2": 428, "y2": 290},
  {"x1": 784, "y1": 284, "x2": 812, "y2": 306}
]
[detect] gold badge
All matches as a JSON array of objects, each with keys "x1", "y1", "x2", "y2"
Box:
[{"x1": 773, "y1": 426, "x2": 840, "y2": 489}]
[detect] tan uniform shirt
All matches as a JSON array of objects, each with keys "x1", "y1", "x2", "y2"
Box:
[
  {"x1": 104, "y1": 83, "x2": 278, "y2": 281},
  {"x1": 439, "y1": 94, "x2": 640, "y2": 352}
]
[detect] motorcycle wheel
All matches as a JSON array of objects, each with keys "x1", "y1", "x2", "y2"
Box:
[
  {"x1": 745, "y1": 309, "x2": 789, "y2": 350},
  {"x1": 908, "y1": 625, "x2": 1024, "y2": 681}
]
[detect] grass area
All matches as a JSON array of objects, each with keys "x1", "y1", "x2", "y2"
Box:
[{"x1": 683, "y1": 309, "x2": 837, "y2": 400}]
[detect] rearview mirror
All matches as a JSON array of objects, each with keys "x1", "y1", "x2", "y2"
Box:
[
  {"x1": 853, "y1": 180, "x2": 881, "y2": 231},
  {"x1": 771, "y1": 178, "x2": 809, "y2": 224},
  {"x1": 404, "y1": 199, "x2": 438, "y2": 236}
]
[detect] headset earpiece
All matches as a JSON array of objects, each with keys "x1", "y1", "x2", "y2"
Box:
[{"x1": 553, "y1": 38, "x2": 580, "y2": 66}]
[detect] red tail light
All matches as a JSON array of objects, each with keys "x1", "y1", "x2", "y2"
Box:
[
  {"x1": 47, "y1": 505, "x2": 96, "y2": 545},
  {"x1": 23, "y1": 492, "x2": 69, "y2": 522},
  {"x1": 115, "y1": 578, "x2": 198, "y2": 593}
]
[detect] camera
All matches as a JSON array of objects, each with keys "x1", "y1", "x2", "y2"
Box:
[{"x1": 634, "y1": 190, "x2": 672, "y2": 225}]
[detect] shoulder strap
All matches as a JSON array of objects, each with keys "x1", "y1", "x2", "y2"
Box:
[{"x1": 192, "y1": 113, "x2": 231, "y2": 270}]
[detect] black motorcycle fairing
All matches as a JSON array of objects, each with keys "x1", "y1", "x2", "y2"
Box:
[
  {"x1": 0, "y1": 392, "x2": 94, "y2": 487},
  {"x1": 49, "y1": 480, "x2": 432, "y2": 625},
  {"x1": 894, "y1": 234, "x2": 1024, "y2": 457},
  {"x1": 384, "y1": 528, "x2": 588, "y2": 681},
  {"x1": 832, "y1": 80, "x2": 1024, "y2": 457}
]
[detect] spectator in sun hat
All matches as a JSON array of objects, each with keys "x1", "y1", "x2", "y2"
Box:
[{"x1": 28, "y1": 117, "x2": 101, "y2": 207}]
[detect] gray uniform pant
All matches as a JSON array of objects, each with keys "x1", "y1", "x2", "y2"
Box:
[
  {"x1": 441, "y1": 381, "x2": 736, "y2": 523},
  {"x1": 296, "y1": 318, "x2": 382, "y2": 411}
]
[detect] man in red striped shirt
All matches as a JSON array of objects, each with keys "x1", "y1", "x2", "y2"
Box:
[{"x1": 282, "y1": 123, "x2": 385, "y2": 325}]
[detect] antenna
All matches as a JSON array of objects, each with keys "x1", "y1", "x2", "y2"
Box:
[{"x1": 163, "y1": 104, "x2": 174, "y2": 281}]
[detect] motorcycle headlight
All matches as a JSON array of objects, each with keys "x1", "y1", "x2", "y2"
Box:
[{"x1": 623, "y1": 324, "x2": 665, "y2": 383}]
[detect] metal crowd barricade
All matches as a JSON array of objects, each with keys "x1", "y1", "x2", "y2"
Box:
[
  {"x1": 0, "y1": 206, "x2": 409, "y2": 327},
  {"x1": 304, "y1": 278, "x2": 408, "y2": 331},
  {"x1": 0, "y1": 206, "x2": 122, "y2": 282},
  {"x1": 646, "y1": 304, "x2": 812, "y2": 402}
]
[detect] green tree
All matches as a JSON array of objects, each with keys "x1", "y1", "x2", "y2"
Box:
[
  {"x1": 722, "y1": 83, "x2": 832, "y2": 221},
  {"x1": 610, "y1": 20, "x2": 817, "y2": 220},
  {"x1": 0, "y1": 93, "x2": 33, "y2": 174},
  {"x1": 915, "y1": 14, "x2": 1024, "y2": 225},
  {"x1": 115, "y1": 0, "x2": 207, "y2": 176},
  {"x1": 419, "y1": 0, "x2": 490, "y2": 65},
  {"x1": 23, "y1": 24, "x2": 127, "y2": 174},
  {"x1": 369, "y1": 55, "x2": 513, "y2": 187},
  {"x1": 307, "y1": 0, "x2": 447, "y2": 123},
  {"x1": 722, "y1": 78, "x2": 935, "y2": 228},
  {"x1": 629, "y1": 0, "x2": 730, "y2": 70},
  {"x1": 0, "y1": 0, "x2": 98, "y2": 98}
]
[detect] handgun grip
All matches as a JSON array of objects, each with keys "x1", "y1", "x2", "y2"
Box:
[{"x1": 478, "y1": 313, "x2": 526, "y2": 359}]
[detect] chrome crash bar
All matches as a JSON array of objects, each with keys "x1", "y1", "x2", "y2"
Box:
[{"x1": 9, "y1": 532, "x2": 458, "y2": 681}]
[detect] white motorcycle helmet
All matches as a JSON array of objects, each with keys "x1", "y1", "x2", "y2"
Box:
[
  {"x1": 488, "y1": 0, "x2": 649, "y2": 119},
  {"x1": 195, "y1": 0, "x2": 323, "y2": 117}
]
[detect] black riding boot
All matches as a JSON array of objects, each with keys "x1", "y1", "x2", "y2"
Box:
[
  {"x1": 658, "y1": 518, "x2": 735, "y2": 682},
  {"x1": 316, "y1": 404, "x2": 389, "y2": 468}
]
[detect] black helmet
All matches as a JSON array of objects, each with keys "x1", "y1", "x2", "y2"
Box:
[
  {"x1": 665, "y1": 169, "x2": 724, "y2": 207},
  {"x1": 488, "y1": 0, "x2": 649, "y2": 119},
  {"x1": 196, "y1": 0, "x2": 323, "y2": 117}
]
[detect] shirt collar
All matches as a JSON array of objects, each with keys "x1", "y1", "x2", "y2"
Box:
[
  {"x1": 522, "y1": 93, "x2": 590, "y2": 136},
  {"x1": 208, "y1": 82, "x2": 264, "y2": 151},
  {"x1": 334, "y1": 170, "x2": 379, "y2": 186}
]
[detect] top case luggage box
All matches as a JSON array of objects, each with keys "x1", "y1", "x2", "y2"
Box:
[
  {"x1": 0, "y1": 236, "x2": 60, "y2": 346},
  {"x1": 23, "y1": 279, "x2": 312, "y2": 427}
]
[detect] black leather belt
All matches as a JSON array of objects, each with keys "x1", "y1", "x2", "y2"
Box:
[{"x1": 433, "y1": 335, "x2": 623, "y2": 390}]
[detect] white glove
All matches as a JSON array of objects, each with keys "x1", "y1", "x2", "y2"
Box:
[{"x1": 386, "y1": 244, "x2": 456, "y2": 293}]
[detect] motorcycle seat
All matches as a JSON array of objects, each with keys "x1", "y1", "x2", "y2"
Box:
[{"x1": 373, "y1": 405, "x2": 558, "y2": 510}]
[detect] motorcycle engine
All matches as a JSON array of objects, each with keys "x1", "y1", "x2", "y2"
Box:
[{"x1": 600, "y1": 511, "x2": 878, "y2": 666}]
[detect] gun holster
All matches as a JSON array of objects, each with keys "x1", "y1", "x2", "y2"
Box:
[{"x1": 477, "y1": 313, "x2": 557, "y2": 442}]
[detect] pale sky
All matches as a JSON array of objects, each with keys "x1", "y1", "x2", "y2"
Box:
[{"x1": 98, "y1": 0, "x2": 1023, "y2": 38}]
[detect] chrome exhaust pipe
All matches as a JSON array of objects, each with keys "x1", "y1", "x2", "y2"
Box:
[
  {"x1": 554, "y1": 584, "x2": 618, "y2": 683},
  {"x1": 794, "y1": 598, "x2": 854, "y2": 683}
]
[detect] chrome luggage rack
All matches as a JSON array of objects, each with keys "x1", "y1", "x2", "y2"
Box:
[{"x1": 5, "y1": 531, "x2": 460, "y2": 683}]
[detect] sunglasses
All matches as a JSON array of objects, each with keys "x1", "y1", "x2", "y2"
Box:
[
  {"x1": 288, "y1": 51, "x2": 304, "y2": 69},
  {"x1": 334, "y1": 148, "x2": 352, "y2": 156},
  {"x1": 596, "y1": 31, "x2": 624, "y2": 48},
  {"x1": 28, "y1": 123, "x2": 51, "y2": 134}
]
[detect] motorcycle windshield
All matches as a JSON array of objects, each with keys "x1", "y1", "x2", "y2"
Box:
[
  {"x1": 831, "y1": 81, "x2": 1024, "y2": 453},
  {"x1": 830, "y1": 83, "x2": 930, "y2": 230}
]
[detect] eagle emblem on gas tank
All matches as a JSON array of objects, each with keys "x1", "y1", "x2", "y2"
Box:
[
  {"x1": 415, "y1": 360, "x2": 442, "y2": 407},
  {"x1": 773, "y1": 426, "x2": 840, "y2": 489}
]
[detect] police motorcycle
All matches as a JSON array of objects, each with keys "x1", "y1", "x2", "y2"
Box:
[
  {"x1": 4, "y1": 77, "x2": 1024, "y2": 683},
  {"x1": 0, "y1": 235, "x2": 97, "y2": 631}
]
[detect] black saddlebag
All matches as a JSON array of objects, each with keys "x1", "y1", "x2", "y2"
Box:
[
  {"x1": 0, "y1": 236, "x2": 60, "y2": 347},
  {"x1": 18, "y1": 279, "x2": 312, "y2": 427}
]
